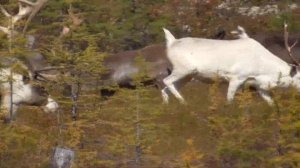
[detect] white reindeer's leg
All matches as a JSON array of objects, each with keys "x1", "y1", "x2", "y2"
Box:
[
  {"x1": 163, "y1": 73, "x2": 186, "y2": 104},
  {"x1": 257, "y1": 89, "x2": 274, "y2": 105},
  {"x1": 161, "y1": 76, "x2": 190, "y2": 104},
  {"x1": 1, "y1": 94, "x2": 18, "y2": 121},
  {"x1": 227, "y1": 78, "x2": 245, "y2": 102},
  {"x1": 1, "y1": 95, "x2": 10, "y2": 120},
  {"x1": 161, "y1": 87, "x2": 169, "y2": 104}
]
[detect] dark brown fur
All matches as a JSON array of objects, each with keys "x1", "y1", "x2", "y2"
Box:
[
  {"x1": 100, "y1": 44, "x2": 171, "y2": 96},
  {"x1": 252, "y1": 32, "x2": 300, "y2": 64}
]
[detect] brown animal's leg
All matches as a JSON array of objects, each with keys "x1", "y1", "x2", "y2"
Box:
[
  {"x1": 155, "y1": 67, "x2": 172, "y2": 89},
  {"x1": 155, "y1": 78, "x2": 166, "y2": 90},
  {"x1": 100, "y1": 88, "x2": 116, "y2": 98}
]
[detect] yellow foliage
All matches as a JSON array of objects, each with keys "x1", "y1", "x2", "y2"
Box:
[
  {"x1": 236, "y1": 85, "x2": 254, "y2": 109},
  {"x1": 65, "y1": 122, "x2": 84, "y2": 148},
  {"x1": 181, "y1": 138, "x2": 204, "y2": 167},
  {"x1": 208, "y1": 76, "x2": 223, "y2": 111}
]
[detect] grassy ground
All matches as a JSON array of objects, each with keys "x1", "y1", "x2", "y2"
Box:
[{"x1": 0, "y1": 81, "x2": 297, "y2": 168}]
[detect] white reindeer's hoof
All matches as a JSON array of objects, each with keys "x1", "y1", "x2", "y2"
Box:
[
  {"x1": 161, "y1": 89, "x2": 170, "y2": 104},
  {"x1": 162, "y1": 99, "x2": 169, "y2": 104},
  {"x1": 179, "y1": 99, "x2": 187, "y2": 105}
]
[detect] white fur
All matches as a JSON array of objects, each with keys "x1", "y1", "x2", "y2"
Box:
[
  {"x1": 43, "y1": 97, "x2": 59, "y2": 113},
  {"x1": 0, "y1": 68, "x2": 58, "y2": 120},
  {"x1": 162, "y1": 27, "x2": 300, "y2": 105}
]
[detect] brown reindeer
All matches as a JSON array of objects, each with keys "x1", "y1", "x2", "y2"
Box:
[
  {"x1": 100, "y1": 44, "x2": 171, "y2": 96},
  {"x1": 253, "y1": 32, "x2": 300, "y2": 64},
  {"x1": 100, "y1": 30, "x2": 226, "y2": 97}
]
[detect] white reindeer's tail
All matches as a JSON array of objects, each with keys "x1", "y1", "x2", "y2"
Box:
[
  {"x1": 231, "y1": 25, "x2": 249, "y2": 39},
  {"x1": 163, "y1": 28, "x2": 176, "y2": 47}
]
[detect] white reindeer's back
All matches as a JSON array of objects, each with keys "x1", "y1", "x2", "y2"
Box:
[{"x1": 167, "y1": 37, "x2": 290, "y2": 79}]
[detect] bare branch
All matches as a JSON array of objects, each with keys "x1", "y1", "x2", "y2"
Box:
[{"x1": 284, "y1": 22, "x2": 299, "y2": 65}]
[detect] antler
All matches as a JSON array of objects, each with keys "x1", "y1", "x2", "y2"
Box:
[
  {"x1": 68, "y1": 5, "x2": 83, "y2": 29},
  {"x1": 0, "y1": 1, "x2": 34, "y2": 25},
  {"x1": 60, "y1": 5, "x2": 84, "y2": 37},
  {"x1": 0, "y1": 26, "x2": 9, "y2": 34},
  {"x1": 34, "y1": 66, "x2": 68, "y2": 73},
  {"x1": 0, "y1": 5, "x2": 11, "y2": 17},
  {"x1": 33, "y1": 66, "x2": 71, "y2": 82},
  {"x1": 19, "y1": 0, "x2": 37, "y2": 6},
  {"x1": 0, "y1": 0, "x2": 48, "y2": 36},
  {"x1": 13, "y1": 1, "x2": 34, "y2": 24},
  {"x1": 284, "y1": 22, "x2": 299, "y2": 65},
  {"x1": 22, "y1": 0, "x2": 49, "y2": 33}
]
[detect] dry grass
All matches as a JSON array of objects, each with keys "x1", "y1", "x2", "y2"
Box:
[{"x1": 0, "y1": 81, "x2": 299, "y2": 167}]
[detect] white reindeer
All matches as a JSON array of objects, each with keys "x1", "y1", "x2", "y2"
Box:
[
  {"x1": 0, "y1": 0, "x2": 58, "y2": 122},
  {"x1": 0, "y1": 63, "x2": 58, "y2": 122},
  {"x1": 161, "y1": 24, "x2": 299, "y2": 105}
]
